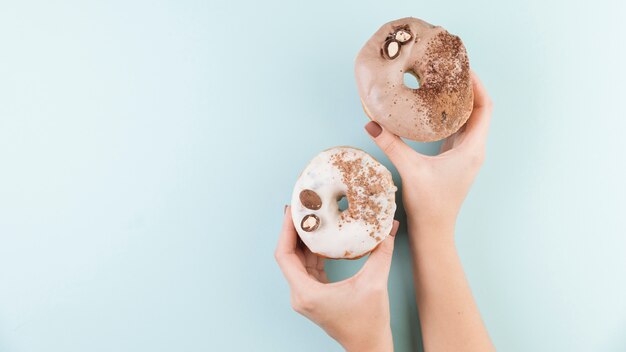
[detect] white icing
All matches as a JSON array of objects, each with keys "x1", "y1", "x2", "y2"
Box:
[{"x1": 291, "y1": 147, "x2": 397, "y2": 259}]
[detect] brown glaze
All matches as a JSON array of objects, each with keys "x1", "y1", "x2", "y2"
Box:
[{"x1": 355, "y1": 17, "x2": 473, "y2": 142}]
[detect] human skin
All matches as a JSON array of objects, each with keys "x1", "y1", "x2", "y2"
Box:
[
  {"x1": 365, "y1": 71, "x2": 495, "y2": 351},
  {"x1": 275, "y1": 206, "x2": 400, "y2": 352}
]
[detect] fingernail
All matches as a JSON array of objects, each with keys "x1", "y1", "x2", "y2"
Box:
[
  {"x1": 365, "y1": 121, "x2": 382, "y2": 138},
  {"x1": 283, "y1": 205, "x2": 289, "y2": 214},
  {"x1": 390, "y1": 220, "x2": 400, "y2": 237}
]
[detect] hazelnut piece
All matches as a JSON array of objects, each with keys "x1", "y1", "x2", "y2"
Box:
[
  {"x1": 299, "y1": 189, "x2": 322, "y2": 210},
  {"x1": 383, "y1": 39, "x2": 400, "y2": 60},
  {"x1": 394, "y1": 29, "x2": 412, "y2": 44},
  {"x1": 301, "y1": 214, "x2": 320, "y2": 232}
]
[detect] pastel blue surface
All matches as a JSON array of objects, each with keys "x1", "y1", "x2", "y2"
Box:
[{"x1": 1, "y1": 1, "x2": 625, "y2": 351}]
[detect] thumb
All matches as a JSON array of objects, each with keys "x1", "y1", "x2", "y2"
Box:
[
  {"x1": 364, "y1": 121, "x2": 415, "y2": 171},
  {"x1": 361, "y1": 220, "x2": 400, "y2": 280}
]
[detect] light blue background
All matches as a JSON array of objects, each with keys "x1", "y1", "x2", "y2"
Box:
[{"x1": 1, "y1": 0, "x2": 625, "y2": 351}]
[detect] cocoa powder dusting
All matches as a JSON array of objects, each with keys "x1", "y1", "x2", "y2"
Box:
[
  {"x1": 415, "y1": 31, "x2": 472, "y2": 134},
  {"x1": 330, "y1": 151, "x2": 392, "y2": 231}
]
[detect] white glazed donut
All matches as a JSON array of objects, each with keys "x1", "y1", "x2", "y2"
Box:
[{"x1": 291, "y1": 147, "x2": 397, "y2": 259}]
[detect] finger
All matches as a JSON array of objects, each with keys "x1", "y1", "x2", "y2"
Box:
[
  {"x1": 303, "y1": 247, "x2": 325, "y2": 271},
  {"x1": 318, "y1": 271, "x2": 329, "y2": 284},
  {"x1": 304, "y1": 246, "x2": 317, "y2": 269},
  {"x1": 275, "y1": 206, "x2": 313, "y2": 286},
  {"x1": 314, "y1": 250, "x2": 327, "y2": 282},
  {"x1": 360, "y1": 220, "x2": 400, "y2": 280},
  {"x1": 364, "y1": 121, "x2": 417, "y2": 171},
  {"x1": 439, "y1": 127, "x2": 464, "y2": 154},
  {"x1": 316, "y1": 253, "x2": 325, "y2": 272},
  {"x1": 302, "y1": 247, "x2": 328, "y2": 282},
  {"x1": 470, "y1": 71, "x2": 492, "y2": 110},
  {"x1": 462, "y1": 71, "x2": 493, "y2": 148},
  {"x1": 276, "y1": 206, "x2": 298, "y2": 254}
]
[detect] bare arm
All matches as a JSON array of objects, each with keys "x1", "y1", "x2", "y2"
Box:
[
  {"x1": 365, "y1": 71, "x2": 495, "y2": 351},
  {"x1": 410, "y1": 221, "x2": 493, "y2": 351}
]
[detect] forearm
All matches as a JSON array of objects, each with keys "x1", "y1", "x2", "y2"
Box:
[
  {"x1": 363, "y1": 69, "x2": 494, "y2": 350},
  {"x1": 408, "y1": 218, "x2": 494, "y2": 351}
]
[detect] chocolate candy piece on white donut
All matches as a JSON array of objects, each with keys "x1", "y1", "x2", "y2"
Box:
[
  {"x1": 291, "y1": 147, "x2": 397, "y2": 259},
  {"x1": 355, "y1": 17, "x2": 473, "y2": 142}
]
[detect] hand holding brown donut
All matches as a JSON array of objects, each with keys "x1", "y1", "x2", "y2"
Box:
[{"x1": 364, "y1": 70, "x2": 493, "y2": 227}]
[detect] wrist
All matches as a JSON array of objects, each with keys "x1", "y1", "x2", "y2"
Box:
[
  {"x1": 407, "y1": 213, "x2": 456, "y2": 245},
  {"x1": 404, "y1": 199, "x2": 458, "y2": 229},
  {"x1": 341, "y1": 327, "x2": 393, "y2": 352}
]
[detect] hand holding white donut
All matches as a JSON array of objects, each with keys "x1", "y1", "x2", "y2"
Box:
[
  {"x1": 275, "y1": 206, "x2": 400, "y2": 352},
  {"x1": 291, "y1": 147, "x2": 397, "y2": 259}
]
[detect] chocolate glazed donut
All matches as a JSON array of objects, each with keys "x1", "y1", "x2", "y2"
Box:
[{"x1": 355, "y1": 17, "x2": 473, "y2": 142}]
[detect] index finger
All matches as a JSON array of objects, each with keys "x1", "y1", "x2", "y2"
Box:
[{"x1": 274, "y1": 206, "x2": 311, "y2": 286}]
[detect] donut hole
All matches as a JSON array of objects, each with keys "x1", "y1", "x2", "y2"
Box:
[
  {"x1": 403, "y1": 70, "x2": 420, "y2": 89},
  {"x1": 325, "y1": 256, "x2": 368, "y2": 282},
  {"x1": 337, "y1": 195, "x2": 349, "y2": 212}
]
